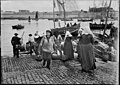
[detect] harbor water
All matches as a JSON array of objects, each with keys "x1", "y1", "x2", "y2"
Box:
[{"x1": 1, "y1": 19, "x2": 118, "y2": 57}]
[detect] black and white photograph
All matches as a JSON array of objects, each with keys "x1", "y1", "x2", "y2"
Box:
[{"x1": 1, "y1": 0, "x2": 119, "y2": 84}]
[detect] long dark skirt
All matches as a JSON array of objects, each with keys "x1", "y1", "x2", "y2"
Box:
[
  {"x1": 77, "y1": 43, "x2": 96, "y2": 71},
  {"x1": 63, "y1": 40, "x2": 74, "y2": 60},
  {"x1": 42, "y1": 51, "x2": 51, "y2": 60},
  {"x1": 33, "y1": 42, "x2": 39, "y2": 55}
]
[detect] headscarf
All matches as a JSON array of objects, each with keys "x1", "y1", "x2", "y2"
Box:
[
  {"x1": 78, "y1": 25, "x2": 95, "y2": 38},
  {"x1": 64, "y1": 31, "x2": 72, "y2": 41},
  {"x1": 78, "y1": 28, "x2": 84, "y2": 37},
  {"x1": 34, "y1": 31, "x2": 39, "y2": 38},
  {"x1": 34, "y1": 35, "x2": 39, "y2": 38}
]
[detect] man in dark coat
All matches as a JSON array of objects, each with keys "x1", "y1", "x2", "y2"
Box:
[{"x1": 11, "y1": 33, "x2": 21, "y2": 58}]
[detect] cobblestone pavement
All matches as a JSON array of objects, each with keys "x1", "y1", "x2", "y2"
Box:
[{"x1": 1, "y1": 55, "x2": 118, "y2": 84}]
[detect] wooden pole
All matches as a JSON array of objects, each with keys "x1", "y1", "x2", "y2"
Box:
[
  {"x1": 21, "y1": 31, "x2": 25, "y2": 38},
  {"x1": 103, "y1": 0, "x2": 112, "y2": 41},
  {"x1": 53, "y1": 0, "x2": 55, "y2": 29},
  {"x1": 62, "y1": 2, "x2": 66, "y2": 27},
  {"x1": 20, "y1": 31, "x2": 25, "y2": 44}
]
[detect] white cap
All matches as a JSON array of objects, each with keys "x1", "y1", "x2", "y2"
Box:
[
  {"x1": 78, "y1": 28, "x2": 84, "y2": 33},
  {"x1": 65, "y1": 31, "x2": 72, "y2": 37},
  {"x1": 34, "y1": 35, "x2": 39, "y2": 38},
  {"x1": 79, "y1": 25, "x2": 95, "y2": 37}
]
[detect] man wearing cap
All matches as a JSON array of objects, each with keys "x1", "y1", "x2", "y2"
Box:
[{"x1": 11, "y1": 33, "x2": 21, "y2": 58}]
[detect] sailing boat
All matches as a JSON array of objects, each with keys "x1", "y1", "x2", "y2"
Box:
[
  {"x1": 28, "y1": 16, "x2": 31, "y2": 22},
  {"x1": 51, "y1": 0, "x2": 80, "y2": 36},
  {"x1": 89, "y1": 0, "x2": 113, "y2": 30},
  {"x1": 48, "y1": 18, "x2": 59, "y2": 22},
  {"x1": 60, "y1": 18, "x2": 72, "y2": 21},
  {"x1": 89, "y1": 0, "x2": 117, "y2": 62},
  {"x1": 12, "y1": 24, "x2": 24, "y2": 30},
  {"x1": 35, "y1": 11, "x2": 39, "y2": 21},
  {"x1": 89, "y1": 22, "x2": 113, "y2": 30}
]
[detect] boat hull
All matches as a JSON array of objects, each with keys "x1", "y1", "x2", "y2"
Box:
[
  {"x1": 89, "y1": 23, "x2": 113, "y2": 30},
  {"x1": 12, "y1": 25, "x2": 24, "y2": 30},
  {"x1": 94, "y1": 44, "x2": 109, "y2": 61},
  {"x1": 61, "y1": 18, "x2": 72, "y2": 21},
  {"x1": 48, "y1": 18, "x2": 72, "y2": 21},
  {"x1": 51, "y1": 24, "x2": 80, "y2": 36},
  {"x1": 48, "y1": 18, "x2": 58, "y2": 22},
  {"x1": 78, "y1": 18, "x2": 93, "y2": 22}
]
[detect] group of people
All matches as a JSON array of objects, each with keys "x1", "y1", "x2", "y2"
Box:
[
  {"x1": 11, "y1": 31, "x2": 41, "y2": 57},
  {"x1": 11, "y1": 27, "x2": 96, "y2": 73},
  {"x1": 26, "y1": 32, "x2": 42, "y2": 55}
]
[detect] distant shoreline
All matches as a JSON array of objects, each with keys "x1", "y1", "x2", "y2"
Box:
[
  {"x1": 1, "y1": 17, "x2": 118, "y2": 21},
  {"x1": 1, "y1": 11, "x2": 118, "y2": 21}
]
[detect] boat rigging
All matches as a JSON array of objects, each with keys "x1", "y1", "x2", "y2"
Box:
[{"x1": 51, "y1": 0, "x2": 80, "y2": 36}]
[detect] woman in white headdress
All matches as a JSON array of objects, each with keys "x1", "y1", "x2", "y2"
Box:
[
  {"x1": 33, "y1": 31, "x2": 42, "y2": 55},
  {"x1": 77, "y1": 26, "x2": 96, "y2": 73},
  {"x1": 63, "y1": 31, "x2": 74, "y2": 61}
]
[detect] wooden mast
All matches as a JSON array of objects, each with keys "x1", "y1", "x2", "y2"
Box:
[
  {"x1": 103, "y1": 0, "x2": 112, "y2": 41},
  {"x1": 100, "y1": 0, "x2": 104, "y2": 24},
  {"x1": 53, "y1": 0, "x2": 55, "y2": 29},
  {"x1": 93, "y1": 0, "x2": 96, "y2": 21},
  {"x1": 62, "y1": 1, "x2": 66, "y2": 27},
  {"x1": 56, "y1": 0, "x2": 66, "y2": 27}
]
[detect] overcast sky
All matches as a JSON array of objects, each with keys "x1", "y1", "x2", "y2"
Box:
[{"x1": 1, "y1": 0, "x2": 119, "y2": 12}]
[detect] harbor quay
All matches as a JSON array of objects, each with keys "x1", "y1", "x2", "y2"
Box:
[
  {"x1": 1, "y1": 12, "x2": 93, "y2": 20},
  {"x1": 1, "y1": 10, "x2": 118, "y2": 20},
  {"x1": 1, "y1": 55, "x2": 118, "y2": 84},
  {"x1": 1, "y1": 0, "x2": 119, "y2": 84}
]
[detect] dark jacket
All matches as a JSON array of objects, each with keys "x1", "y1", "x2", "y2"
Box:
[{"x1": 11, "y1": 36, "x2": 21, "y2": 46}]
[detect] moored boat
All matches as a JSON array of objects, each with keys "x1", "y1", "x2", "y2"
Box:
[
  {"x1": 78, "y1": 18, "x2": 93, "y2": 22},
  {"x1": 12, "y1": 24, "x2": 24, "y2": 30},
  {"x1": 48, "y1": 18, "x2": 58, "y2": 22},
  {"x1": 61, "y1": 18, "x2": 72, "y2": 21},
  {"x1": 89, "y1": 23, "x2": 113, "y2": 30},
  {"x1": 89, "y1": 0, "x2": 114, "y2": 30},
  {"x1": 51, "y1": 23, "x2": 80, "y2": 36},
  {"x1": 51, "y1": 0, "x2": 80, "y2": 36}
]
